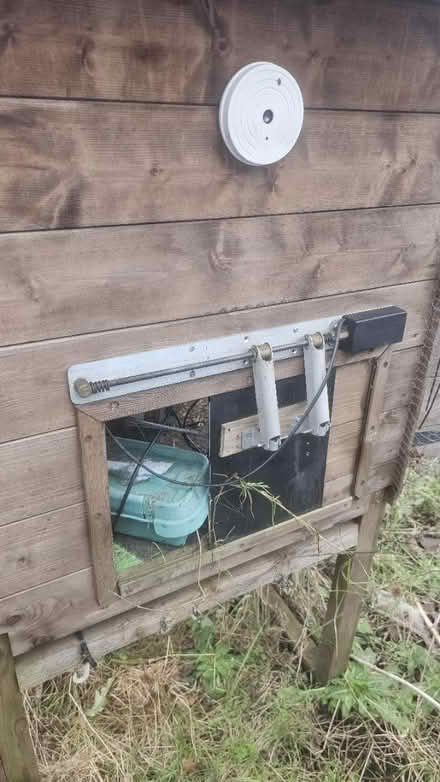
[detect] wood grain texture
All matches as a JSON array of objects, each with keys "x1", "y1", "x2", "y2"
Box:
[
  {"x1": 1, "y1": 205, "x2": 437, "y2": 345},
  {"x1": 323, "y1": 407, "x2": 408, "y2": 503},
  {"x1": 118, "y1": 497, "x2": 366, "y2": 599},
  {"x1": 316, "y1": 493, "x2": 387, "y2": 681},
  {"x1": 0, "y1": 504, "x2": 89, "y2": 600},
  {"x1": 0, "y1": 280, "x2": 427, "y2": 443},
  {"x1": 354, "y1": 347, "x2": 393, "y2": 498},
  {"x1": 0, "y1": 412, "x2": 404, "y2": 657},
  {"x1": 259, "y1": 585, "x2": 317, "y2": 670},
  {"x1": 2, "y1": 101, "x2": 440, "y2": 230},
  {"x1": 0, "y1": 342, "x2": 418, "y2": 532},
  {"x1": 2, "y1": 503, "x2": 364, "y2": 656},
  {"x1": 0, "y1": 634, "x2": 40, "y2": 781},
  {"x1": 83, "y1": 284, "x2": 429, "y2": 422},
  {"x1": 1, "y1": 0, "x2": 440, "y2": 111},
  {"x1": 0, "y1": 428, "x2": 82, "y2": 526},
  {"x1": 14, "y1": 521, "x2": 359, "y2": 689},
  {"x1": 77, "y1": 412, "x2": 116, "y2": 606}
]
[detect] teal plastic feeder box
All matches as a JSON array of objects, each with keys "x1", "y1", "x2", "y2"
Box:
[{"x1": 109, "y1": 438, "x2": 209, "y2": 546}]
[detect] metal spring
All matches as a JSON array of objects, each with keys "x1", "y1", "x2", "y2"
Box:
[{"x1": 89, "y1": 379, "x2": 111, "y2": 394}]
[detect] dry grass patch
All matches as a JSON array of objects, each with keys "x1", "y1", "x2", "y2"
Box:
[{"x1": 26, "y1": 460, "x2": 440, "y2": 781}]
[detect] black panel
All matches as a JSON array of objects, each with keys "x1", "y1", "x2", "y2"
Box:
[{"x1": 209, "y1": 372, "x2": 335, "y2": 542}]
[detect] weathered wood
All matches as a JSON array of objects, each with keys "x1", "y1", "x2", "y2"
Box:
[
  {"x1": 0, "y1": 500, "x2": 363, "y2": 657},
  {"x1": 0, "y1": 287, "x2": 422, "y2": 443},
  {"x1": 324, "y1": 420, "x2": 363, "y2": 487},
  {"x1": 77, "y1": 411, "x2": 116, "y2": 607},
  {"x1": 1, "y1": 0, "x2": 440, "y2": 112},
  {"x1": 315, "y1": 493, "x2": 387, "y2": 681},
  {"x1": 354, "y1": 347, "x2": 393, "y2": 497},
  {"x1": 0, "y1": 428, "x2": 82, "y2": 526},
  {"x1": 0, "y1": 384, "x2": 402, "y2": 653},
  {"x1": 324, "y1": 405, "x2": 408, "y2": 499},
  {"x1": 0, "y1": 503, "x2": 89, "y2": 599},
  {"x1": 15, "y1": 521, "x2": 359, "y2": 691},
  {"x1": 0, "y1": 634, "x2": 40, "y2": 782},
  {"x1": 259, "y1": 585, "x2": 317, "y2": 670},
  {"x1": 0, "y1": 412, "x2": 405, "y2": 658},
  {"x1": 118, "y1": 496, "x2": 367, "y2": 598},
  {"x1": 77, "y1": 346, "x2": 402, "y2": 614},
  {"x1": 1, "y1": 205, "x2": 437, "y2": 346},
  {"x1": 83, "y1": 282, "x2": 428, "y2": 424},
  {"x1": 0, "y1": 357, "x2": 410, "y2": 537},
  {"x1": 2, "y1": 102, "x2": 440, "y2": 231}
]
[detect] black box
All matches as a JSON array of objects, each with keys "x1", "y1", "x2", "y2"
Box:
[{"x1": 340, "y1": 306, "x2": 407, "y2": 354}]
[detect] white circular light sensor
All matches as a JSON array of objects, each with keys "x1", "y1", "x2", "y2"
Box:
[{"x1": 219, "y1": 62, "x2": 304, "y2": 166}]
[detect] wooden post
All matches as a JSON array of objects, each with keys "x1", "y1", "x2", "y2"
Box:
[
  {"x1": 315, "y1": 491, "x2": 386, "y2": 682},
  {"x1": 260, "y1": 585, "x2": 317, "y2": 670},
  {"x1": 77, "y1": 410, "x2": 117, "y2": 607},
  {"x1": 0, "y1": 634, "x2": 40, "y2": 782}
]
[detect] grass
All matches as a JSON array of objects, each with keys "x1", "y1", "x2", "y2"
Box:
[{"x1": 26, "y1": 459, "x2": 440, "y2": 781}]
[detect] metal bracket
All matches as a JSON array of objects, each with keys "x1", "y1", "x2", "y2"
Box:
[
  {"x1": 251, "y1": 342, "x2": 281, "y2": 451},
  {"x1": 301, "y1": 333, "x2": 330, "y2": 437},
  {"x1": 68, "y1": 316, "x2": 342, "y2": 405}
]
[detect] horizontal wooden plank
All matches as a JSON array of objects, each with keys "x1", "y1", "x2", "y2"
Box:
[
  {"x1": 324, "y1": 456, "x2": 397, "y2": 505},
  {"x1": 13, "y1": 519, "x2": 359, "y2": 679},
  {"x1": 118, "y1": 496, "x2": 366, "y2": 599},
  {"x1": 0, "y1": 504, "x2": 89, "y2": 599},
  {"x1": 1, "y1": 205, "x2": 437, "y2": 345},
  {"x1": 85, "y1": 285, "x2": 430, "y2": 423},
  {"x1": 323, "y1": 405, "x2": 408, "y2": 502},
  {"x1": 6, "y1": 504, "x2": 362, "y2": 655},
  {"x1": 0, "y1": 281, "x2": 428, "y2": 443},
  {"x1": 0, "y1": 282, "x2": 426, "y2": 441},
  {"x1": 1, "y1": 1, "x2": 440, "y2": 112},
  {"x1": 0, "y1": 428, "x2": 82, "y2": 526},
  {"x1": 2, "y1": 102, "x2": 440, "y2": 230}
]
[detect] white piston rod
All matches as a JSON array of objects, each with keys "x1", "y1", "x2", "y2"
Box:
[
  {"x1": 252, "y1": 343, "x2": 281, "y2": 451},
  {"x1": 302, "y1": 334, "x2": 330, "y2": 437}
]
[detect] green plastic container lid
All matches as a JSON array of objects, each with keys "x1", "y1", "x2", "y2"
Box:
[{"x1": 109, "y1": 438, "x2": 209, "y2": 546}]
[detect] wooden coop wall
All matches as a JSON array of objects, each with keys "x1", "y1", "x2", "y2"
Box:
[{"x1": 0, "y1": 0, "x2": 439, "y2": 678}]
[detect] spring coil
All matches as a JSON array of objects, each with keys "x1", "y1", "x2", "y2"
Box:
[{"x1": 90, "y1": 379, "x2": 111, "y2": 394}]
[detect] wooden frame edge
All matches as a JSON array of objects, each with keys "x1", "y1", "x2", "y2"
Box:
[{"x1": 16, "y1": 517, "x2": 359, "y2": 690}]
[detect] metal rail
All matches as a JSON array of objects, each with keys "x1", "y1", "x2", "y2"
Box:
[{"x1": 74, "y1": 329, "x2": 346, "y2": 399}]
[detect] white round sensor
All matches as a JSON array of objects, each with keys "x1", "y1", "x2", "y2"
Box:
[{"x1": 219, "y1": 62, "x2": 304, "y2": 166}]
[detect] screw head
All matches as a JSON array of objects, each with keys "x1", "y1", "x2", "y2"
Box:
[{"x1": 74, "y1": 377, "x2": 92, "y2": 398}]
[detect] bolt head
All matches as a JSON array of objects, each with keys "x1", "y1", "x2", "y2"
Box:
[{"x1": 74, "y1": 377, "x2": 92, "y2": 398}]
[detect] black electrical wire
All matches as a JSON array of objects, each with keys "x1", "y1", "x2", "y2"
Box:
[
  {"x1": 106, "y1": 318, "x2": 345, "y2": 491},
  {"x1": 419, "y1": 356, "x2": 440, "y2": 429},
  {"x1": 420, "y1": 380, "x2": 440, "y2": 429},
  {"x1": 111, "y1": 429, "x2": 162, "y2": 529},
  {"x1": 111, "y1": 408, "x2": 178, "y2": 528},
  {"x1": 112, "y1": 405, "x2": 198, "y2": 529}
]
